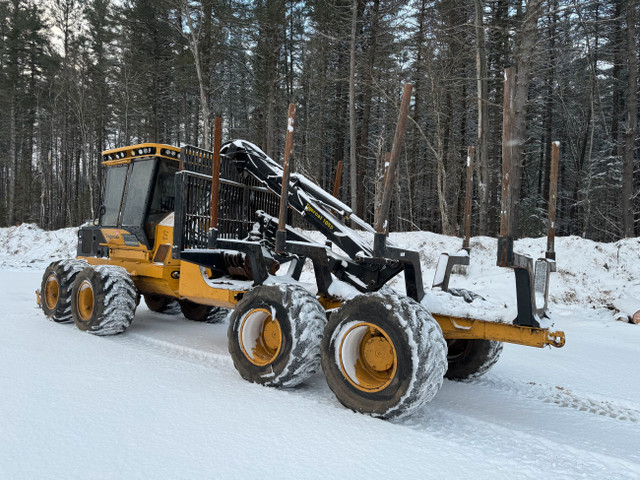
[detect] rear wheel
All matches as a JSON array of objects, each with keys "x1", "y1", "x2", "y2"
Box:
[
  {"x1": 321, "y1": 292, "x2": 447, "y2": 419},
  {"x1": 40, "y1": 259, "x2": 88, "y2": 323},
  {"x1": 445, "y1": 339, "x2": 503, "y2": 380},
  {"x1": 144, "y1": 294, "x2": 181, "y2": 314},
  {"x1": 71, "y1": 265, "x2": 137, "y2": 335},
  {"x1": 228, "y1": 284, "x2": 325, "y2": 388},
  {"x1": 179, "y1": 300, "x2": 228, "y2": 323}
]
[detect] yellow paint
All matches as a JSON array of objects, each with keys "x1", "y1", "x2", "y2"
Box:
[
  {"x1": 238, "y1": 308, "x2": 283, "y2": 366},
  {"x1": 80, "y1": 256, "x2": 180, "y2": 298},
  {"x1": 317, "y1": 296, "x2": 343, "y2": 311},
  {"x1": 102, "y1": 143, "x2": 180, "y2": 166},
  {"x1": 76, "y1": 280, "x2": 95, "y2": 321},
  {"x1": 178, "y1": 261, "x2": 243, "y2": 308},
  {"x1": 44, "y1": 274, "x2": 59, "y2": 310},
  {"x1": 339, "y1": 322, "x2": 398, "y2": 393},
  {"x1": 83, "y1": 206, "x2": 567, "y2": 353},
  {"x1": 316, "y1": 292, "x2": 565, "y2": 349},
  {"x1": 99, "y1": 228, "x2": 146, "y2": 249},
  {"x1": 305, "y1": 203, "x2": 335, "y2": 230},
  {"x1": 152, "y1": 224, "x2": 179, "y2": 266},
  {"x1": 110, "y1": 248, "x2": 149, "y2": 262},
  {"x1": 433, "y1": 314, "x2": 565, "y2": 348}
]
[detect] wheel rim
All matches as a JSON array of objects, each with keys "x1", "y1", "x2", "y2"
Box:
[
  {"x1": 239, "y1": 308, "x2": 282, "y2": 366},
  {"x1": 76, "y1": 280, "x2": 95, "y2": 322},
  {"x1": 339, "y1": 322, "x2": 397, "y2": 393},
  {"x1": 44, "y1": 274, "x2": 60, "y2": 310}
]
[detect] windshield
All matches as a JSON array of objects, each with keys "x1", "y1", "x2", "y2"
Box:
[
  {"x1": 101, "y1": 165, "x2": 128, "y2": 226},
  {"x1": 121, "y1": 159, "x2": 156, "y2": 228}
]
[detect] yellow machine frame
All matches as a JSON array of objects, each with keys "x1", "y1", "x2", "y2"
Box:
[{"x1": 78, "y1": 143, "x2": 565, "y2": 351}]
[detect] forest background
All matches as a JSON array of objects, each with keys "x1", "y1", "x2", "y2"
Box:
[{"x1": 0, "y1": 0, "x2": 638, "y2": 241}]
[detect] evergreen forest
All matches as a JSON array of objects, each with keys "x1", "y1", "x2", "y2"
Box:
[{"x1": 0, "y1": 0, "x2": 638, "y2": 241}]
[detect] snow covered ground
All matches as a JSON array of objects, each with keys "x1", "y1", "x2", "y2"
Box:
[{"x1": 1, "y1": 224, "x2": 639, "y2": 479}]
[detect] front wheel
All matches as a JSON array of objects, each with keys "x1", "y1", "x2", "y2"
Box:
[
  {"x1": 71, "y1": 265, "x2": 137, "y2": 335},
  {"x1": 228, "y1": 284, "x2": 326, "y2": 388},
  {"x1": 321, "y1": 292, "x2": 447, "y2": 419},
  {"x1": 40, "y1": 259, "x2": 88, "y2": 323}
]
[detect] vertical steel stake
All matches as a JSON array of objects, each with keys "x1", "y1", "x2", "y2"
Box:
[
  {"x1": 373, "y1": 84, "x2": 412, "y2": 256},
  {"x1": 498, "y1": 67, "x2": 516, "y2": 267},
  {"x1": 210, "y1": 117, "x2": 222, "y2": 229},
  {"x1": 276, "y1": 104, "x2": 297, "y2": 252},
  {"x1": 463, "y1": 146, "x2": 474, "y2": 253},
  {"x1": 546, "y1": 141, "x2": 560, "y2": 260},
  {"x1": 332, "y1": 160, "x2": 343, "y2": 199}
]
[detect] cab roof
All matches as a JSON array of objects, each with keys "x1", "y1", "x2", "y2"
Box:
[{"x1": 101, "y1": 143, "x2": 180, "y2": 166}]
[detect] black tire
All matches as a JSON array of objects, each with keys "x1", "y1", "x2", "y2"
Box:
[
  {"x1": 445, "y1": 339, "x2": 503, "y2": 381},
  {"x1": 71, "y1": 265, "x2": 137, "y2": 335},
  {"x1": 40, "y1": 259, "x2": 88, "y2": 323},
  {"x1": 228, "y1": 284, "x2": 326, "y2": 388},
  {"x1": 321, "y1": 292, "x2": 447, "y2": 419},
  {"x1": 179, "y1": 299, "x2": 228, "y2": 323},
  {"x1": 144, "y1": 294, "x2": 181, "y2": 314}
]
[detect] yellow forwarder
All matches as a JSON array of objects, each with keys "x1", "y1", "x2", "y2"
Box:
[{"x1": 38, "y1": 119, "x2": 564, "y2": 419}]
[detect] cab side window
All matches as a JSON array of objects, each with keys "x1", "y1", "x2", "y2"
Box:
[{"x1": 101, "y1": 165, "x2": 128, "y2": 226}]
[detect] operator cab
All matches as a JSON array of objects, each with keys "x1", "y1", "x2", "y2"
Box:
[{"x1": 98, "y1": 143, "x2": 180, "y2": 248}]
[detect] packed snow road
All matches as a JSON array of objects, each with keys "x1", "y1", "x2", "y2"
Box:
[{"x1": 2, "y1": 269, "x2": 639, "y2": 479}]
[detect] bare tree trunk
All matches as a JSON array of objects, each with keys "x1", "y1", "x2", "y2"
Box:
[
  {"x1": 348, "y1": 0, "x2": 358, "y2": 213},
  {"x1": 623, "y1": 2, "x2": 637, "y2": 237},
  {"x1": 611, "y1": 0, "x2": 623, "y2": 157},
  {"x1": 474, "y1": 0, "x2": 489, "y2": 235},
  {"x1": 8, "y1": 99, "x2": 16, "y2": 225},
  {"x1": 357, "y1": 0, "x2": 379, "y2": 221},
  {"x1": 266, "y1": 80, "x2": 276, "y2": 158},
  {"x1": 181, "y1": 0, "x2": 211, "y2": 150},
  {"x1": 501, "y1": 67, "x2": 516, "y2": 237},
  {"x1": 511, "y1": 0, "x2": 542, "y2": 236}
]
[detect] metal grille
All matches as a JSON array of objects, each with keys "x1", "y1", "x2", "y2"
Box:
[
  {"x1": 174, "y1": 144, "x2": 283, "y2": 254},
  {"x1": 217, "y1": 178, "x2": 280, "y2": 239},
  {"x1": 176, "y1": 171, "x2": 212, "y2": 250},
  {"x1": 181, "y1": 145, "x2": 214, "y2": 175}
]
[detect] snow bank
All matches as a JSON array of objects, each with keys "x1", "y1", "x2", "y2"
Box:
[
  {"x1": 1, "y1": 223, "x2": 638, "y2": 316},
  {"x1": 0, "y1": 223, "x2": 78, "y2": 269}
]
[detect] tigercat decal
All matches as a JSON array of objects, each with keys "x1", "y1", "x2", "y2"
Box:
[{"x1": 305, "y1": 203, "x2": 334, "y2": 231}]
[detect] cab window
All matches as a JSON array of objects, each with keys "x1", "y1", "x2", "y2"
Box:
[
  {"x1": 121, "y1": 159, "x2": 156, "y2": 228},
  {"x1": 101, "y1": 165, "x2": 128, "y2": 226}
]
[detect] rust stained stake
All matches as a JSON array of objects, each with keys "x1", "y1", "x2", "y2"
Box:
[
  {"x1": 497, "y1": 67, "x2": 516, "y2": 267},
  {"x1": 546, "y1": 141, "x2": 560, "y2": 260},
  {"x1": 332, "y1": 160, "x2": 343, "y2": 199},
  {"x1": 463, "y1": 146, "x2": 474, "y2": 252},
  {"x1": 500, "y1": 67, "x2": 516, "y2": 239},
  {"x1": 210, "y1": 116, "x2": 222, "y2": 230},
  {"x1": 374, "y1": 84, "x2": 412, "y2": 234},
  {"x1": 276, "y1": 104, "x2": 297, "y2": 251}
]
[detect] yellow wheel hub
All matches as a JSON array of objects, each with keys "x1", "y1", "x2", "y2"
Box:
[
  {"x1": 76, "y1": 280, "x2": 95, "y2": 322},
  {"x1": 339, "y1": 323, "x2": 397, "y2": 393},
  {"x1": 239, "y1": 308, "x2": 282, "y2": 366},
  {"x1": 44, "y1": 274, "x2": 60, "y2": 310}
]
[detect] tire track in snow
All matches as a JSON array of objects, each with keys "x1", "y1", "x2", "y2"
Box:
[
  {"x1": 127, "y1": 325, "x2": 640, "y2": 425},
  {"x1": 402, "y1": 405, "x2": 640, "y2": 479},
  {"x1": 471, "y1": 376, "x2": 640, "y2": 423},
  {"x1": 118, "y1": 329, "x2": 640, "y2": 477},
  {"x1": 125, "y1": 328, "x2": 640, "y2": 425},
  {"x1": 124, "y1": 331, "x2": 234, "y2": 370}
]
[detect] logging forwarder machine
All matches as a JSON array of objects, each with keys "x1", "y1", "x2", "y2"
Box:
[{"x1": 38, "y1": 103, "x2": 565, "y2": 420}]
